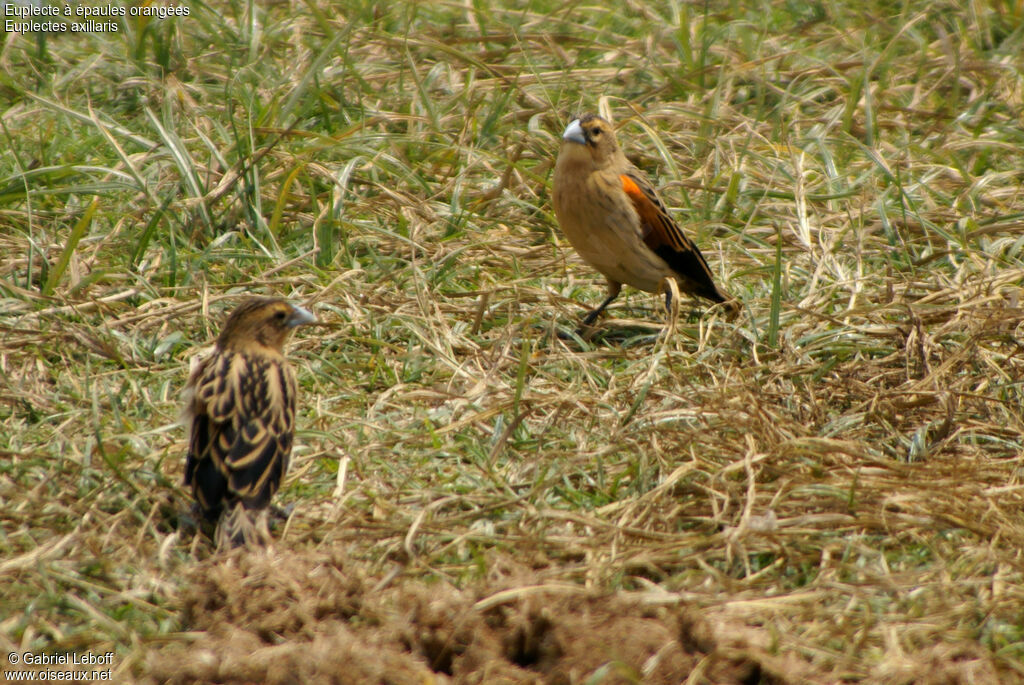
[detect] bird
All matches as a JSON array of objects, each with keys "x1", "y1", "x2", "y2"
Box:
[
  {"x1": 182, "y1": 296, "x2": 315, "y2": 549},
  {"x1": 552, "y1": 113, "x2": 738, "y2": 327}
]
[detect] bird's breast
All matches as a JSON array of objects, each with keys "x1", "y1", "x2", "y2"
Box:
[{"x1": 554, "y1": 171, "x2": 673, "y2": 292}]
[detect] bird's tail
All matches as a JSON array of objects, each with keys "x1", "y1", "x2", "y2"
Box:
[
  {"x1": 716, "y1": 290, "x2": 742, "y2": 320},
  {"x1": 695, "y1": 280, "x2": 741, "y2": 320},
  {"x1": 215, "y1": 502, "x2": 271, "y2": 550}
]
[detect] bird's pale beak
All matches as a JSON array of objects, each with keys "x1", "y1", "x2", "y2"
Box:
[
  {"x1": 563, "y1": 119, "x2": 586, "y2": 145},
  {"x1": 287, "y1": 305, "x2": 316, "y2": 328}
]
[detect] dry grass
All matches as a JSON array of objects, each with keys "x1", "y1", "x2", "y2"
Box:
[{"x1": 2, "y1": 0, "x2": 1024, "y2": 682}]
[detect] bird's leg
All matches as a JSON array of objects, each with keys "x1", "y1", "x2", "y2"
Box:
[
  {"x1": 581, "y1": 294, "x2": 616, "y2": 326},
  {"x1": 580, "y1": 280, "x2": 622, "y2": 327}
]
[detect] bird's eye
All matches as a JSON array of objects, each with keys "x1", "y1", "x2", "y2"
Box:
[
  {"x1": 274, "y1": 310, "x2": 287, "y2": 321},
  {"x1": 589, "y1": 128, "x2": 601, "y2": 137}
]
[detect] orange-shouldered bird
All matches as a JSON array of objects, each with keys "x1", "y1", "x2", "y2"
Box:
[
  {"x1": 183, "y1": 297, "x2": 315, "y2": 549},
  {"x1": 552, "y1": 114, "x2": 738, "y2": 326}
]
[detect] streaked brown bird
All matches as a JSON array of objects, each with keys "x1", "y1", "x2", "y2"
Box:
[
  {"x1": 552, "y1": 114, "x2": 738, "y2": 326},
  {"x1": 183, "y1": 297, "x2": 315, "y2": 549}
]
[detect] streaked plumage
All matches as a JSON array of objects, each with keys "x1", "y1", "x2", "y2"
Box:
[
  {"x1": 552, "y1": 114, "x2": 738, "y2": 326},
  {"x1": 183, "y1": 297, "x2": 315, "y2": 549}
]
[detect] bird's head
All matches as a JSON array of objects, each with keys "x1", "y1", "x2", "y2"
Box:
[
  {"x1": 216, "y1": 297, "x2": 316, "y2": 354},
  {"x1": 559, "y1": 114, "x2": 620, "y2": 167}
]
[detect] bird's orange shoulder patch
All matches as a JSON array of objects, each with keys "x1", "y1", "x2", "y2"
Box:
[
  {"x1": 620, "y1": 174, "x2": 673, "y2": 249},
  {"x1": 619, "y1": 174, "x2": 649, "y2": 208}
]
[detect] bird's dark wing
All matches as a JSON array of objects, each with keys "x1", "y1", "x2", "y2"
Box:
[
  {"x1": 225, "y1": 353, "x2": 295, "y2": 508},
  {"x1": 620, "y1": 171, "x2": 728, "y2": 304},
  {"x1": 184, "y1": 350, "x2": 296, "y2": 516}
]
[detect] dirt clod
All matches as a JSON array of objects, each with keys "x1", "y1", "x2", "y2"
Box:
[{"x1": 140, "y1": 549, "x2": 830, "y2": 684}]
